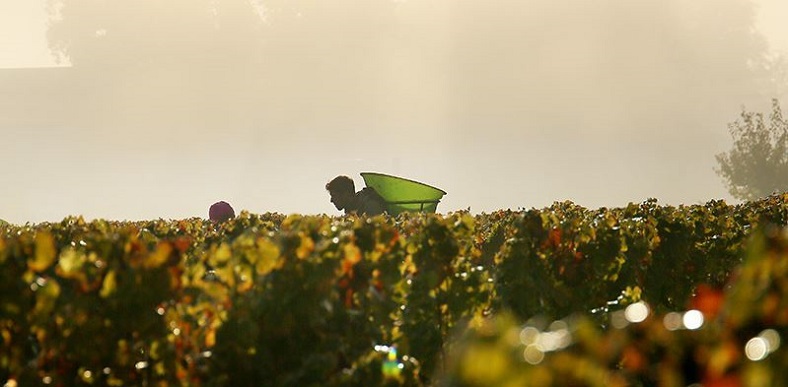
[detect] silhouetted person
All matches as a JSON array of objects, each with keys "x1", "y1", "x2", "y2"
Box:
[
  {"x1": 325, "y1": 175, "x2": 387, "y2": 216},
  {"x1": 209, "y1": 201, "x2": 235, "y2": 222}
]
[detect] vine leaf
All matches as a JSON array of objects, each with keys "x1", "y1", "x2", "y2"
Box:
[
  {"x1": 255, "y1": 238, "x2": 282, "y2": 275},
  {"x1": 30, "y1": 231, "x2": 56, "y2": 272}
]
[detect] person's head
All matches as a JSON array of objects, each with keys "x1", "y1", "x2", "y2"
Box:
[
  {"x1": 209, "y1": 201, "x2": 235, "y2": 222},
  {"x1": 325, "y1": 175, "x2": 355, "y2": 211}
]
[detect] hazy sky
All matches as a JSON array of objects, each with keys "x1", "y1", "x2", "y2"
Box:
[{"x1": 2, "y1": 0, "x2": 788, "y2": 224}]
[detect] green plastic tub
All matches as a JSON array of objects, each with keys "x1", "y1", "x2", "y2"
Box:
[{"x1": 360, "y1": 172, "x2": 447, "y2": 215}]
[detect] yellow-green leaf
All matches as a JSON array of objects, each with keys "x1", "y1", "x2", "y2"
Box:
[
  {"x1": 145, "y1": 242, "x2": 172, "y2": 269},
  {"x1": 100, "y1": 270, "x2": 117, "y2": 298},
  {"x1": 213, "y1": 243, "x2": 232, "y2": 265},
  {"x1": 344, "y1": 243, "x2": 361, "y2": 264},
  {"x1": 459, "y1": 344, "x2": 509, "y2": 385},
  {"x1": 235, "y1": 264, "x2": 254, "y2": 293},
  {"x1": 30, "y1": 231, "x2": 56, "y2": 272},
  {"x1": 296, "y1": 233, "x2": 314, "y2": 259},
  {"x1": 34, "y1": 279, "x2": 61, "y2": 316},
  {"x1": 57, "y1": 247, "x2": 85, "y2": 278},
  {"x1": 0, "y1": 237, "x2": 6, "y2": 264},
  {"x1": 255, "y1": 238, "x2": 282, "y2": 275}
]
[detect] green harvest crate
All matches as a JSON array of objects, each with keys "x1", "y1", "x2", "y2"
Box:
[{"x1": 360, "y1": 172, "x2": 447, "y2": 215}]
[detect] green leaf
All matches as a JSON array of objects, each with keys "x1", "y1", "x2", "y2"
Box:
[
  {"x1": 100, "y1": 270, "x2": 117, "y2": 298},
  {"x1": 255, "y1": 238, "x2": 282, "y2": 275},
  {"x1": 30, "y1": 231, "x2": 56, "y2": 272}
]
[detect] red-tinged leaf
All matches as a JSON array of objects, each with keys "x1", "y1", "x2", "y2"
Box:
[
  {"x1": 691, "y1": 284, "x2": 725, "y2": 319},
  {"x1": 545, "y1": 228, "x2": 562, "y2": 248},
  {"x1": 173, "y1": 237, "x2": 192, "y2": 254},
  {"x1": 169, "y1": 266, "x2": 183, "y2": 290},
  {"x1": 388, "y1": 229, "x2": 400, "y2": 247},
  {"x1": 344, "y1": 288, "x2": 354, "y2": 308},
  {"x1": 702, "y1": 375, "x2": 741, "y2": 387},
  {"x1": 621, "y1": 345, "x2": 645, "y2": 372},
  {"x1": 341, "y1": 259, "x2": 355, "y2": 277},
  {"x1": 205, "y1": 327, "x2": 216, "y2": 348},
  {"x1": 372, "y1": 269, "x2": 384, "y2": 291}
]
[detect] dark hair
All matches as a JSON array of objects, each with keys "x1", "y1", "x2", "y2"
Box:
[
  {"x1": 209, "y1": 201, "x2": 235, "y2": 222},
  {"x1": 326, "y1": 175, "x2": 355, "y2": 193}
]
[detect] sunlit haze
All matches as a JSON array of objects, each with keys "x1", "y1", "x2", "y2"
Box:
[{"x1": 2, "y1": 0, "x2": 788, "y2": 224}]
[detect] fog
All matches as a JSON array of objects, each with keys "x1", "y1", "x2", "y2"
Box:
[{"x1": 2, "y1": 0, "x2": 787, "y2": 223}]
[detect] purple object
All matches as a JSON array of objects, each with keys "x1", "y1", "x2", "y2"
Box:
[{"x1": 209, "y1": 201, "x2": 235, "y2": 222}]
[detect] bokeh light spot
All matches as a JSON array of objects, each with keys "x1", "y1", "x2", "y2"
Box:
[
  {"x1": 624, "y1": 301, "x2": 649, "y2": 323},
  {"x1": 519, "y1": 327, "x2": 539, "y2": 345},
  {"x1": 611, "y1": 310, "x2": 629, "y2": 329},
  {"x1": 548, "y1": 320, "x2": 568, "y2": 332},
  {"x1": 663, "y1": 312, "x2": 683, "y2": 331},
  {"x1": 759, "y1": 329, "x2": 780, "y2": 353},
  {"x1": 683, "y1": 310, "x2": 704, "y2": 330},
  {"x1": 523, "y1": 344, "x2": 544, "y2": 365},
  {"x1": 745, "y1": 337, "x2": 769, "y2": 361}
]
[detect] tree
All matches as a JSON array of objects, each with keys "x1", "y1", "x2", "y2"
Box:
[{"x1": 715, "y1": 99, "x2": 788, "y2": 200}]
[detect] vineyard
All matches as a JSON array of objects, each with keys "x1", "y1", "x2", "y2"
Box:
[{"x1": 1, "y1": 195, "x2": 787, "y2": 386}]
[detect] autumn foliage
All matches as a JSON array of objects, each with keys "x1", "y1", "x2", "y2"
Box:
[{"x1": 1, "y1": 195, "x2": 787, "y2": 386}]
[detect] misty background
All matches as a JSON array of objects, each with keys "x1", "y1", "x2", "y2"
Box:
[{"x1": 2, "y1": 0, "x2": 788, "y2": 224}]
